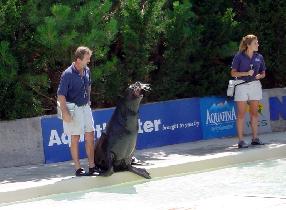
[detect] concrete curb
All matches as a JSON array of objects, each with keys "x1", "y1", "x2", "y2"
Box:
[{"x1": 1, "y1": 143, "x2": 285, "y2": 205}]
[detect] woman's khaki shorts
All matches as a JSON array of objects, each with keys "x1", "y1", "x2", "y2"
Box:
[
  {"x1": 63, "y1": 104, "x2": 95, "y2": 135},
  {"x1": 234, "y1": 80, "x2": 262, "y2": 101}
]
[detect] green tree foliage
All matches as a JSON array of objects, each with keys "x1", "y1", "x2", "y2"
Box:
[
  {"x1": 35, "y1": 0, "x2": 117, "y2": 66},
  {"x1": 117, "y1": 0, "x2": 165, "y2": 80},
  {"x1": 190, "y1": 0, "x2": 239, "y2": 97},
  {"x1": 32, "y1": 0, "x2": 118, "y2": 108},
  {"x1": 94, "y1": 0, "x2": 167, "y2": 105},
  {"x1": 234, "y1": 0, "x2": 286, "y2": 88},
  {"x1": 91, "y1": 0, "x2": 169, "y2": 106},
  {"x1": 150, "y1": 0, "x2": 238, "y2": 100},
  {"x1": 150, "y1": 0, "x2": 202, "y2": 100},
  {"x1": 0, "y1": 0, "x2": 285, "y2": 120},
  {"x1": 0, "y1": 0, "x2": 45, "y2": 119}
]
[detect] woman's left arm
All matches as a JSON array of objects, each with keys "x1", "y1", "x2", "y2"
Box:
[{"x1": 256, "y1": 54, "x2": 267, "y2": 80}]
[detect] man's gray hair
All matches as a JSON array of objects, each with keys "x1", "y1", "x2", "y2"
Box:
[{"x1": 74, "y1": 46, "x2": 92, "y2": 60}]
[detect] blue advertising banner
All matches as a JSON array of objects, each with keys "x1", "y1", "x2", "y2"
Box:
[
  {"x1": 136, "y1": 98, "x2": 202, "y2": 149},
  {"x1": 200, "y1": 97, "x2": 237, "y2": 139},
  {"x1": 41, "y1": 108, "x2": 114, "y2": 163},
  {"x1": 41, "y1": 98, "x2": 203, "y2": 163},
  {"x1": 269, "y1": 95, "x2": 286, "y2": 121},
  {"x1": 41, "y1": 117, "x2": 74, "y2": 163}
]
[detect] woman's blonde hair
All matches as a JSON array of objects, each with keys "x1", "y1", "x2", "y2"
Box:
[{"x1": 239, "y1": 34, "x2": 257, "y2": 52}]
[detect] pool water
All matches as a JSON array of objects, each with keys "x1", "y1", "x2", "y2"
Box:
[{"x1": 1, "y1": 158, "x2": 286, "y2": 210}]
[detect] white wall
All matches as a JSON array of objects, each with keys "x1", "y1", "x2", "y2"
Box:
[
  {"x1": 0, "y1": 87, "x2": 285, "y2": 168},
  {"x1": 0, "y1": 117, "x2": 44, "y2": 168}
]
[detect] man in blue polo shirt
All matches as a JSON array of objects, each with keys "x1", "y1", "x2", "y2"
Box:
[{"x1": 57, "y1": 46, "x2": 98, "y2": 176}]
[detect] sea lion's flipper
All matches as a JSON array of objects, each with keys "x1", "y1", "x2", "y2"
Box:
[
  {"x1": 99, "y1": 151, "x2": 115, "y2": 177},
  {"x1": 100, "y1": 165, "x2": 114, "y2": 177},
  {"x1": 128, "y1": 166, "x2": 151, "y2": 179}
]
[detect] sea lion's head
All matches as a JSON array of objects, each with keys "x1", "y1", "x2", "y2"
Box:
[
  {"x1": 128, "y1": 81, "x2": 150, "y2": 98},
  {"x1": 124, "y1": 81, "x2": 151, "y2": 112}
]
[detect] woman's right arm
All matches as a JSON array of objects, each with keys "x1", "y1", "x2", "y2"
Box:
[
  {"x1": 231, "y1": 69, "x2": 254, "y2": 78},
  {"x1": 231, "y1": 53, "x2": 254, "y2": 78}
]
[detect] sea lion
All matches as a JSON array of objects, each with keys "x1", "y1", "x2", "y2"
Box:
[{"x1": 94, "y1": 82, "x2": 151, "y2": 179}]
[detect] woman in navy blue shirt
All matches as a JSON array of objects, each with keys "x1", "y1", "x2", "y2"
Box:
[{"x1": 231, "y1": 34, "x2": 266, "y2": 148}]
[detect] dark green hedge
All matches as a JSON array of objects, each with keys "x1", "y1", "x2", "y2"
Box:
[{"x1": 1, "y1": 0, "x2": 285, "y2": 120}]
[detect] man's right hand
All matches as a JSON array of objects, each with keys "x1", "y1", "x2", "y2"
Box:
[{"x1": 58, "y1": 95, "x2": 72, "y2": 123}]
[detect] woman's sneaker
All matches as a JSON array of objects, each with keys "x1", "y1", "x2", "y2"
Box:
[
  {"x1": 238, "y1": 140, "x2": 248, "y2": 149},
  {"x1": 251, "y1": 138, "x2": 265, "y2": 146}
]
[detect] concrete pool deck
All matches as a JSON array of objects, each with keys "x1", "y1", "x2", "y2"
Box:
[{"x1": 0, "y1": 131, "x2": 286, "y2": 205}]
